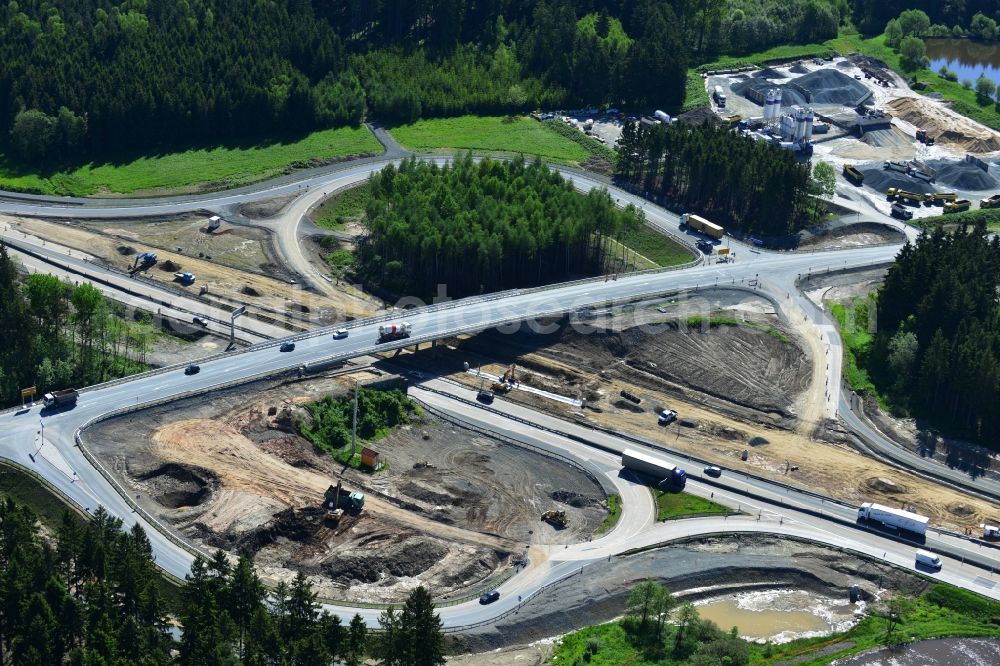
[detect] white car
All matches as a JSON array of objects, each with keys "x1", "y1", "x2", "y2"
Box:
[{"x1": 333, "y1": 328, "x2": 349, "y2": 339}]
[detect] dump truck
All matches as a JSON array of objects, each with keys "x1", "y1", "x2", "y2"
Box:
[
  {"x1": 890, "y1": 203, "x2": 913, "y2": 220},
  {"x1": 43, "y1": 389, "x2": 79, "y2": 408},
  {"x1": 174, "y1": 272, "x2": 196, "y2": 285},
  {"x1": 926, "y1": 192, "x2": 957, "y2": 205},
  {"x1": 944, "y1": 199, "x2": 971, "y2": 213},
  {"x1": 713, "y1": 85, "x2": 727, "y2": 108},
  {"x1": 377, "y1": 322, "x2": 411, "y2": 342},
  {"x1": 857, "y1": 502, "x2": 928, "y2": 537},
  {"x1": 621, "y1": 448, "x2": 686, "y2": 489},
  {"x1": 981, "y1": 194, "x2": 1000, "y2": 209},
  {"x1": 886, "y1": 188, "x2": 924, "y2": 204},
  {"x1": 915, "y1": 129, "x2": 935, "y2": 145},
  {"x1": 541, "y1": 509, "x2": 568, "y2": 527},
  {"x1": 883, "y1": 160, "x2": 909, "y2": 173},
  {"x1": 843, "y1": 164, "x2": 864, "y2": 185},
  {"x1": 680, "y1": 213, "x2": 724, "y2": 239}
]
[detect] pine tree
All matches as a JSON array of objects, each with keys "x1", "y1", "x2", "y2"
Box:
[{"x1": 400, "y1": 586, "x2": 446, "y2": 666}]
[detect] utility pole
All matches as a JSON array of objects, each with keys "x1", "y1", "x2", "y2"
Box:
[{"x1": 351, "y1": 379, "x2": 359, "y2": 462}]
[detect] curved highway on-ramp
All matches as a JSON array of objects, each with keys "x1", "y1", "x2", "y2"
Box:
[{"x1": 2, "y1": 152, "x2": 999, "y2": 629}]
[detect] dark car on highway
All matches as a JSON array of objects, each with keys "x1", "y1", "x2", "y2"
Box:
[
  {"x1": 280, "y1": 342, "x2": 295, "y2": 352},
  {"x1": 479, "y1": 590, "x2": 500, "y2": 605},
  {"x1": 184, "y1": 365, "x2": 200, "y2": 375},
  {"x1": 477, "y1": 391, "x2": 494, "y2": 404},
  {"x1": 704, "y1": 466, "x2": 722, "y2": 478}
]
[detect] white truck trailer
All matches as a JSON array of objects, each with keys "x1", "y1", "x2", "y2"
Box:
[
  {"x1": 621, "y1": 448, "x2": 686, "y2": 488},
  {"x1": 857, "y1": 502, "x2": 929, "y2": 536}
]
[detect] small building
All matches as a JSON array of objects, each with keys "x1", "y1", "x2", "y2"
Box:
[
  {"x1": 207, "y1": 215, "x2": 222, "y2": 231},
  {"x1": 361, "y1": 447, "x2": 381, "y2": 469}
]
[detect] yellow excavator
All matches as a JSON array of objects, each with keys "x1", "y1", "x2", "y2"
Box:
[
  {"x1": 541, "y1": 509, "x2": 568, "y2": 527},
  {"x1": 491, "y1": 364, "x2": 517, "y2": 394}
]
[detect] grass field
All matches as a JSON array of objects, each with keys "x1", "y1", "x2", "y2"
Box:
[
  {"x1": 313, "y1": 182, "x2": 373, "y2": 231},
  {"x1": 619, "y1": 225, "x2": 696, "y2": 267},
  {"x1": 685, "y1": 315, "x2": 791, "y2": 344},
  {"x1": 913, "y1": 206, "x2": 1000, "y2": 232},
  {"x1": 595, "y1": 493, "x2": 622, "y2": 535},
  {"x1": 654, "y1": 490, "x2": 732, "y2": 521},
  {"x1": 830, "y1": 298, "x2": 878, "y2": 395},
  {"x1": 389, "y1": 115, "x2": 592, "y2": 164},
  {"x1": 0, "y1": 126, "x2": 381, "y2": 197}
]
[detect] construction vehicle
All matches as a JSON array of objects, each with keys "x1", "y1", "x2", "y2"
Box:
[
  {"x1": 681, "y1": 213, "x2": 724, "y2": 239},
  {"x1": 842, "y1": 164, "x2": 864, "y2": 185},
  {"x1": 925, "y1": 192, "x2": 957, "y2": 205},
  {"x1": 129, "y1": 252, "x2": 157, "y2": 275},
  {"x1": 490, "y1": 382, "x2": 510, "y2": 394},
  {"x1": 944, "y1": 199, "x2": 972, "y2": 213},
  {"x1": 883, "y1": 160, "x2": 909, "y2": 173},
  {"x1": 541, "y1": 509, "x2": 568, "y2": 527},
  {"x1": 206, "y1": 215, "x2": 222, "y2": 231},
  {"x1": 713, "y1": 85, "x2": 727, "y2": 108},
  {"x1": 886, "y1": 188, "x2": 924, "y2": 204},
  {"x1": 377, "y1": 321, "x2": 411, "y2": 342},
  {"x1": 174, "y1": 272, "x2": 196, "y2": 285},
  {"x1": 980, "y1": 194, "x2": 1000, "y2": 209},
  {"x1": 982, "y1": 524, "x2": 1000, "y2": 540},
  {"x1": 916, "y1": 129, "x2": 935, "y2": 145},
  {"x1": 500, "y1": 364, "x2": 517, "y2": 384},
  {"x1": 890, "y1": 203, "x2": 913, "y2": 220},
  {"x1": 324, "y1": 482, "x2": 364, "y2": 523},
  {"x1": 724, "y1": 114, "x2": 742, "y2": 125},
  {"x1": 42, "y1": 389, "x2": 79, "y2": 408}
]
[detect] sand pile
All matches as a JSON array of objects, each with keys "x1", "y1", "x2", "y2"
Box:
[
  {"x1": 888, "y1": 97, "x2": 1000, "y2": 153},
  {"x1": 927, "y1": 160, "x2": 999, "y2": 191},
  {"x1": 861, "y1": 169, "x2": 937, "y2": 194}
]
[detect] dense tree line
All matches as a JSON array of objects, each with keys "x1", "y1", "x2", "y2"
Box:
[
  {"x1": 0, "y1": 246, "x2": 152, "y2": 408},
  {"x1": 697, "y1": 0, "x2": 845, "y2": 58},
  {"x1": 0, "y1": 497, "x2": 450, "y2": 664},
  {"x1": 869, "y1": 225, "x2": 1000, "y2": 448},
  {"x1": 1, "y1": 1, "x2": 694, "y2": 162},
  {"x1": 355, "y1": 154, "x2": 645, "y2": 299},
  {"x1": 853, "y1": 0, "x2": 1000, "y2": 36},
  {"x1": 616, "y1": 121, "x2": 817, "y2": 235}
]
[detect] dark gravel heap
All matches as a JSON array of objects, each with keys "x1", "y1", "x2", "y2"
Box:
[
  {"x1": 927, "y1": 160, "x2": 999, "y2": 191},
  {"x1": 755, "y1": 66, "x2": 787, "y2": 79},
  {"x1": 792, "y1": 69, "x2": 869, "y2": 105},
  {"x1": 861, "y1": 169, "x2": 937, "y2": 194}
]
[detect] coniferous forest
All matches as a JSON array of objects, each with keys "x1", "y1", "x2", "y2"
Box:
[
  {"x1": 0, "y1": 0, "x2": 694, "y2": 163},
  {"x1": 355, "y1": 155, "x2": 646, "y2": 299},
  {"x1": 870, "y1": 225, "x2": 1000, "y2": 448},
  {"x1": 0, "y1": 246, "x2": 154, "y2": 408},
  {"x1": 0, "y1": 498, "x2": 451, "y2": 665},
  {"x1": 615, "y1": 120, "x2": 817, "y2": 235}
]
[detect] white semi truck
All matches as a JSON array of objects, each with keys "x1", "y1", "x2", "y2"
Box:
[{"x1": 857, "y1": 502, "x2": 929, "y2": 537}]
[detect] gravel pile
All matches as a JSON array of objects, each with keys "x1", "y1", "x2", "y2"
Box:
[
  {"x1": 755, "y1": 66, "x2": 787, "y2": 79},
  {"x1": 792, "y1": 69, "x2": 869, "y2": 105},
  {"x1": 927, "y1": 160, "x2": 999, "y2": 191},
  {"x1": 861, "y1": 169, "x2": 937, "y2": 194},
  {"x1": 731, "y1": 79, "x2": 809, "y2": 106},
  {"x1": 789, "y1": 63, "x2": 810, "y2": 74}
]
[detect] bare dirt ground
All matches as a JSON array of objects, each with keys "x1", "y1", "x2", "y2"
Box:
[
  {"x1": 798, "y1": 222, "x2": 905, "y2": 250},
  {"x1": 887, "y1": 97, "x2": 1000, "y2": 153},
  {"x1": 3, "y1": 215, "x2": 372, "y2": 323},
  {"x1": 77, "y1": 215, "x2": 274, "y2": 275},
  {"x1": 83, "y1": 370, "x2": 607, "y2": 602},
  {"x1": 426, "y1": 293, "x2": 1000, "y2": 532}
]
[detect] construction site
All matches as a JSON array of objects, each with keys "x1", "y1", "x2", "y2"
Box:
[
  {"x1": 81, "y1": 369, "x2": 610, "y2": 603},
  {"x1": 424, "y1": 288, "x2": 1000, "y2": 534},
  {"x1": 706, "y1": 54, "x2": 1000, "y2": 228}
]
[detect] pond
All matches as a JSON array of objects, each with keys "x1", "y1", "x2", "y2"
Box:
[
  {"x1": 694, "y1": 588, "x2": 862, "y2": 643},
  {"x1": 925, "y1": 38, "x2": 1000, "y2": 84}
]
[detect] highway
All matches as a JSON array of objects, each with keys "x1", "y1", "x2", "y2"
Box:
[{"x1": 1, "y1": 153, "x2": 998, "y2": 630}]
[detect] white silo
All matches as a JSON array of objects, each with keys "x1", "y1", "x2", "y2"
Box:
[
  {"x1": 780, "y1": 113, "x2": 795, "y2": 139},
  {"x1": 766, "y1": 89, "x2": 781, "y2": 122},
  {"x1": 803, "y1": 107, "x2": 815, "y2": 142},
  {"x1": 790, "y1": 105, "x2": 805, "y2": 141}
]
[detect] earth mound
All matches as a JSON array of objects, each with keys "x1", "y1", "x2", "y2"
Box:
[
  {"x1": 927, "y1": 160, "x2": 999, "y2": 191},
  {"x1": 865, "y1": 477, "x2": 907, "y2": 494}
]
